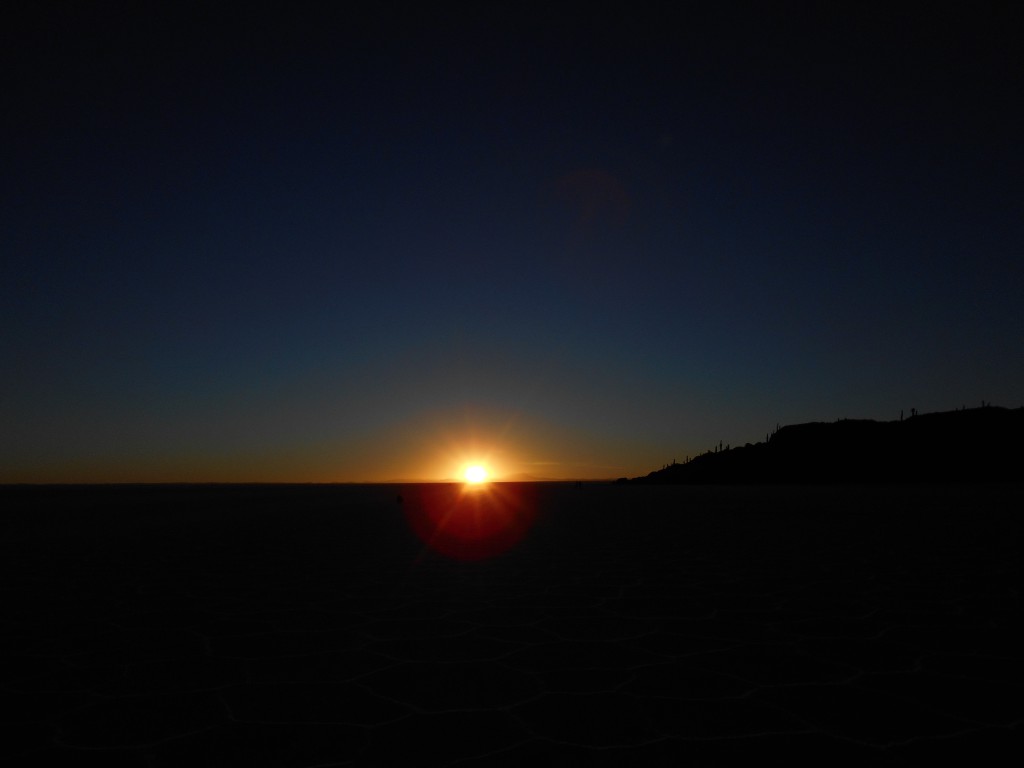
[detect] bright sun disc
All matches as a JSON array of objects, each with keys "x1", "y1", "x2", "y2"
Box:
[{"x1": 464, "y1": 465, "x2": 488, "y2": 484}]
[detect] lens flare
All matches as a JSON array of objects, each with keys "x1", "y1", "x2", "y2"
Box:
[{"x1": 402, "y1": 482, "x2": 539, "y2": 561}]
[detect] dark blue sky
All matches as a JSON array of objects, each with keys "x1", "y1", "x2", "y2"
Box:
[{"x1": 3, "y1": 4, "x2": 1022, "y2": 481}]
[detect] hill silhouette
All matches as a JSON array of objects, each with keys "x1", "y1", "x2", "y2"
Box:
[{"x1": 626, "y1": 406, "x2": 1023, "y2": 484}]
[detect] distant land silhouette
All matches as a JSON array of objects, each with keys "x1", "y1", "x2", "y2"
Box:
[
  {"x1": 623, "y1": 406, "x2": 1023, "y2": 485},
  {"x1": 500, "y1": 472, "x2": 555, "y2": 482}
]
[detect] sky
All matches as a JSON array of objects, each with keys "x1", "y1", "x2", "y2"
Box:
[{"x1": 3, "y1": 3, "x2": 1022, "y2": 482}]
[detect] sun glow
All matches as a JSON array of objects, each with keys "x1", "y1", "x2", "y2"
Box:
[{"x1": 463, "y1": 464, "x2": 489, "y2": 484}]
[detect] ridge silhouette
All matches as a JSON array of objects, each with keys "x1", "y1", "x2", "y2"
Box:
[{"x1": 625, "y1": 406, "x2": 1023, "y2": 484}]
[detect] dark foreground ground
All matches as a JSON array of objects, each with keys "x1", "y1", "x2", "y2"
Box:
[{"x1": 1, "y1": 483, "x2": 1022, "y2": 766}]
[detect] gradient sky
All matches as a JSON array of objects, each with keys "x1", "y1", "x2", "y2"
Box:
[{"x1": 3, "y1": 4, "x2": 1022, "y2": 482}]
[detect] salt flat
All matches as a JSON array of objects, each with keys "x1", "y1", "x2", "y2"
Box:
[{"x1": 1, "y1": 483, "x2": 1021, "y2": 766}]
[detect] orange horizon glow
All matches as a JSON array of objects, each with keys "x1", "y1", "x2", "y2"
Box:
[{"x1": 0, "y1": 406, "x2": 647, "y2": 483}]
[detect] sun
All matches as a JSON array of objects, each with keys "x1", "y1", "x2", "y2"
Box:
[{"x1": 463, "y1": 464, "x2": 489, "y2": 484}]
